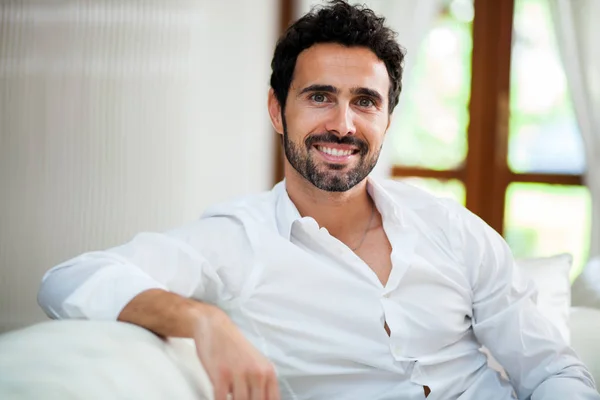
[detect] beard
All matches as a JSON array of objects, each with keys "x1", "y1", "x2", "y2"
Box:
[{"x1": 282, "y1": 116, "x2": 381, "y2": 192}]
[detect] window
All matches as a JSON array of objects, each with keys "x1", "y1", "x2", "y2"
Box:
[
  {"x1": 392, "y1": 0, "x2": 590, "y2": 278},
  {"x1": 505, "y1": 0, "x2": 590, "y2": 278},
  {"x1": 390, "y1": 0, "x2": 472, "y2": 173},
  {"x1": 391, "y1": 0, "x2": 473, "y2": 208}
]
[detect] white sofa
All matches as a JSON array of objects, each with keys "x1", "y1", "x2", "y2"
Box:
[
  {"x1": 1, "y1": 254, "x2": 599, "y2": 399},
  {"x1": 0, "y1": 320, "x2": 213, "y2": 400},
  {"x1": 0, "y1": 308, "x2": 599, "y2": 400}
]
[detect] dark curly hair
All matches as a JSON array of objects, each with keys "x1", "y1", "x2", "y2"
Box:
[{"x1": 270, "y1": 0, "x2": 406, "y2": 115}]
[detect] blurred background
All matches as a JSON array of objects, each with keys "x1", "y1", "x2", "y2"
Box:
[{"x1": 1, "y1": 0, "x2": 599, "y2": 333}]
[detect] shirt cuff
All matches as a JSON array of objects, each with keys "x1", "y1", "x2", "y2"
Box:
[{"x1": 62, "y1": 264, "x2": 167, "y2": 321}]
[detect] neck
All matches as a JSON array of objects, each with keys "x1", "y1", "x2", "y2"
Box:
[{"x1": 283, "y1": 163, "x2": 374, "y2": 240}]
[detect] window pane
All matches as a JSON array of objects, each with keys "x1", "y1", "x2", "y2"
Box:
[
  {"x1": 508, "y1": 0, "x2": 585, "y2": 174},
  {"x1": 504, "y1": 183, "x2": 591, "y2": 280},
  {"x1": 390, "y1": 0, "x2": 472, "y2": 170},
  {"x1": 398, "y1": 178, "x2": 466, "y2": 205}
]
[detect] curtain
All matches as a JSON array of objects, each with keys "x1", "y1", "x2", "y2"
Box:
[
  {"x1": 549, "y1": 0, "x2": 600, "y2": 300},
  {"x1": 296, "y1": 0, "x2": 445, "y2": 177},
  {"x1": 549, "y1": 0, "x2": 600, "y2": 259}
]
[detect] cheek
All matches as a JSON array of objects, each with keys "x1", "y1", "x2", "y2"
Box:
[
  {"x1": 357, "y1": 116, "x2": 389, "y2": 146},
  {"x1": 288, "y1": 107, "x2": 328, "y2": 137}
]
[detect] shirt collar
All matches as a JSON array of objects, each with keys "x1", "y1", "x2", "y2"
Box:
[
  {"x1": 274, "y1": 176, "x2": 401, "y2": 240},
  {"x1": 274, "y1": 180, "x2": 302, "y2": 240}
]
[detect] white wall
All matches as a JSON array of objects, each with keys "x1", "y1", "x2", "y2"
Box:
[{"x1": 0, "y1": 1, "x2": 278, "y2": 333}]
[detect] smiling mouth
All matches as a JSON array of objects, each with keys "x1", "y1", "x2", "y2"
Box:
[{"x1": 313, "y1": 145, "x2": 360, "y2": 160}]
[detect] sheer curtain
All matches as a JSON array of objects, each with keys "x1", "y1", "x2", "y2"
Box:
[
  {"x1": 296, "y1": 0, "x2": 445, "y2": 177},
  {"x1": 549, "y1": 0, "x2": 600, "y2": 299}
]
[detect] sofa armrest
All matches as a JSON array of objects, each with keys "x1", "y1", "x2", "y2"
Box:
[
  {"x1": 570, "y1": 307, "x2": 600, "y2": 386},
  {"x1": 0, "y1": 320, "x2": 212, "y2": 400}
]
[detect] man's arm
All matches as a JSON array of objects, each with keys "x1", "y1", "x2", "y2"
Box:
[
  {"x1": 38, "y1": 217, "x2": 247, "y2": 320},
  {"x1": 118, "y1": 288, "x2": 213, "y2": 338},
  {"x1": 38, "y1": 218, "x2": 280, "y2": 400},
  {"x1": 38, "y1": 227, "x2": 206, "y2": 321},
  {"x1": 118, "y1": 289, "x2": 280, "y2": 400},
  {"x1": 449, "y1": 203, "x2": 600, "y2": 399}
]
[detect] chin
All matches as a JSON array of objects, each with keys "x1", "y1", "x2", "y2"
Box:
[
  {"x1": 310, "y1": 174, "x2": 359, "y2": 193},
  {"x1": 323, "y1": 163, "x2": 347, "y2": 171}
]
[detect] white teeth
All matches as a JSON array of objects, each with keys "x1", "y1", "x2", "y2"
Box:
[{"x1": 317, "y1": 146, "x2": 353, "y2": 156}]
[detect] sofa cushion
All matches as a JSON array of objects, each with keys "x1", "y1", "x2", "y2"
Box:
[
  {"x1": 569, "y1": 307, "x2": 600, "y2": 386},
  {"x1": 0, "y1": 320, "x2": 211, "y2": 400},
  {"x1": 572, "y1": 256, "x2": 600, "y2": 310}
]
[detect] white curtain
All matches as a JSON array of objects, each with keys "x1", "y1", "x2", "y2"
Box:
[
  {"x1": 549, "y1": 0, "x2": 600, "y2": 305},
  {"x1": 296, "y1": 0, "x2": 445, "y2": 177},
  {"x1": 549, "y1": 0, "x2": 600, "y2": 260}
]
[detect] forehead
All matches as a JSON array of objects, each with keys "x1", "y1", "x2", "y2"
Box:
[{"x1": 291, "y1": 43, "x2": 390, "y2": 95}]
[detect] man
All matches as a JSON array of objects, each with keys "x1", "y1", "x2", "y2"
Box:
[{"x1": 38, "y1": 1, "x2": 598, "y2": 399}]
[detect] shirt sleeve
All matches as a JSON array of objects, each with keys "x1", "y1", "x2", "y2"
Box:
[
  {"x1": 38, "y1": 217, "x2": 241, "y2": 321},
  {"x1": 450, "y1": 204, "x2": 600, "y2": 399}
]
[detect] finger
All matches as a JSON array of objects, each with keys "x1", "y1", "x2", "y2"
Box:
[
  {"x1": 212, "y1": 377, "x2": 230, "y2": 400},
  {"x1": 233, "y1": 374, "x2": 250, "y2": 400},
  {"x1": 266, "y1": 374, "x2": 281, "y2": 400},
  {"x1": 249, "y1": 372, "x2": 265, "y2": 400}
]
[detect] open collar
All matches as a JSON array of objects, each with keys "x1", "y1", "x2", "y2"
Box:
[{"x1": 274, "y1": 176, "x2": 403, "y2": 240}]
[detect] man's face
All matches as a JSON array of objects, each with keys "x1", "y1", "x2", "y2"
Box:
[{"x1": 271, "y1": 43, "x2": 391, "y2": 192}]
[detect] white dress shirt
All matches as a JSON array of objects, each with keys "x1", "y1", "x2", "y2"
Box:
[{"x1": 38, "y1": 178, "x2": 599, "y2": 400}]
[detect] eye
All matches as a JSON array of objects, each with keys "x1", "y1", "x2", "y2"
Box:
[
  {"x1": 310, "y1": 93, "x2": 328, "y2": 103},
  {"x1": 357, "y1": 97, "x2": 375, "y2": 108}
]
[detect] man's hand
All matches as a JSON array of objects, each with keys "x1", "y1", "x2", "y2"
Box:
[
  {"x1": 118, "y1": 289, "x2": 280, "y2": 400},
  {"x1": 193, "y1": 306, "x2": 281, "y2": 400}
]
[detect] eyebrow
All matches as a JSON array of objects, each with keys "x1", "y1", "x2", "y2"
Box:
[
  {"x1": 298, "y1": 84, "x2": 383, "y2": 104},
  {"x1": 298, "y1": 84, "x2": 338, "y2": 96},
  {"x1": 350, "y1": 87, "x2": 384, "y2": 104}
]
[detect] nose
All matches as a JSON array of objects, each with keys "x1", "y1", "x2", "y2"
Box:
[{"x1": 324, "y1": 103, "x2": 357, "y2": 137}]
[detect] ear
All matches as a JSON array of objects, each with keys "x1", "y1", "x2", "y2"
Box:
[{"x1": 268, "y1": 88, "x2": 284, "y2": 135}]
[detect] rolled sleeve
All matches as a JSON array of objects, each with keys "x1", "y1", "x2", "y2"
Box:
[
  {"x1": 38, "y1": 226, "x2": 211, "y2": 321},
  {"x1": 40, "y1": 261, "x2": 166, "y2": 321}
]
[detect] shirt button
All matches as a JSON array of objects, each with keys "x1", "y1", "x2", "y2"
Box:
[{"x1": 393, "y1": 345, "x2": 402, "y2": 355}]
